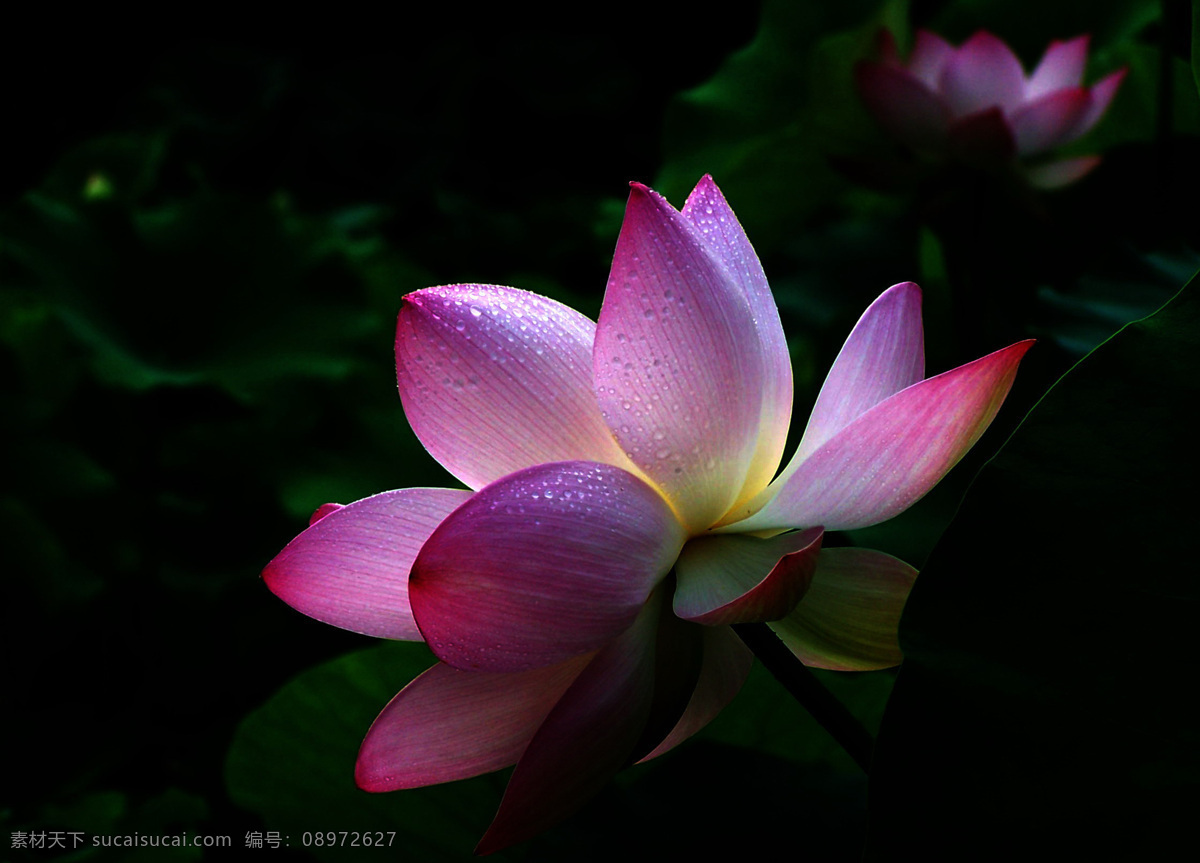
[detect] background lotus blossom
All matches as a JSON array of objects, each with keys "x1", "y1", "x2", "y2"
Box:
[
  {"x1": 263, "y1": 175, "x2": 1032, "y2": 851},
  {"x1": 856, "y1": 29, "x2": 1127, "y2": 187}
]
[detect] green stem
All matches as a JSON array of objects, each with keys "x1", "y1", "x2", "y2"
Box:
[{"x1": 732, "y1": 622, "x2": 874, "y2": 774}]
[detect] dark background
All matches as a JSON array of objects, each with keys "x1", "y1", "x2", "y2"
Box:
[{"x1": 5, "y1": 1, "x2": 1196, "y2": 860}]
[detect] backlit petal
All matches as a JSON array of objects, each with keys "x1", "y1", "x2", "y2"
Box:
[
  {"x1": 735, "y1": 340, "x2": 1034, "y2": 533},
  {"x1": 681, "y1": 175, "x2": 793, "y2": 512},
  {"x1": 594, "y1": 183, "x2": 765, "y2": 533},
  {"x1": 638, "y1": 626, "x2": 753, "y2": 761},
  {"x1": 263, "y1": 488, "x2": 471, "y2": 640},
  {"x1": 1010, "y1": 87, "x2": 1091, "y2": 155},
  {"x1": 1026, "y1": 35, "x2": 1089, "y2": 100},
  {"x1": 940, "y1": 31, "x2": 1027, "y2": 118},
  {"x1": 355, "y1": 655, "x2": 590, "y2": 791},
  {"x1": 476, "y1": 592, "x2": 663, "y2": 854},
  {"x1": 673, "y1": 527, "x2": 823, "y2": 625},
  {"x1": 409, "y1": 460, "x2": 686, "y2": 672},
  {"x1": 770, "y1": 548, "x2": 917, "y2": 671},
  {"x1": 396, "y1": 284, "x2": 634, "y2": 491}
]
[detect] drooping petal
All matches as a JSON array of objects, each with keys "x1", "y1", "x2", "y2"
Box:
[
  {"x1": 1066, "y1": 67, "x2": 1128, "y2": 143},
  {"x1": 681, "y1": 175, "x2": 794, "y2": 513},
  {"x1": 396, "y1": 284, "x2": 635, "y2": 491},
  {"x1": 409, "y1": 460, "x2": 686, "y2": 672},
  {"x1": 1023, "y1": 155, "x2": 1102, "y2": 189},
  {"x1": 769, "y1": 547, "x2": 917, "y2": 671},
  {"x1": 907, "y1": 29, "x2": 955, "y2": 90},
  {"x1": 1010, "y1": 87, "x2": 1091, "y2": 155},
  {"x1": 639, "y1": 626, "x2": 754, "y2": 762},
  {"x1": 673, "y1": 527, "x2": 824, "y2": 626},
  {"x1": 355, "y1": 655, "x2": 590, "y2": 791},
  {"x1": 593, "y1": 183, "x2": 765, "y2": 534},
  {"x1": 733, "y1": 340, "x2": 1034, "y2": 533},
  {"x1": 939, "y1": 31, "x2": 1027, "y2": 118},
  {"x1": 476, "y1": 591, "x2": 664, "y2": 854},
  {"x1": 1025, "y1": 35, "x2": 1090, "y2": 101},
  {"x1": 856, "y1": 62, "x2": 953, "y2": 154},
  {"x1": 263, "y1": 488, "x2": 471, "y2": 640}
]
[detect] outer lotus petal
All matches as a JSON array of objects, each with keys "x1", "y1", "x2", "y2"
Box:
[
  {"x1": 681, "y1": 175, "x2": 793, "y2": 512},
  {"x1": 1023, "y1": 155, "x2": 1102, "y2": 189},
  {"x1": 1065, "y1": 67, "x2": 1127, "y2": 142},
  {"x1": 1010, "y1": 87, "x2": 1091, "y2": 155},
  {"x1": 733, "y1": 340, "x2": 1034, "y2": 533},
  {"x1": 476, "y1": 591, "x2": 663, "y2": 854},
  {"x1": 673, "y1": 527, "x2": 824, "y2": 625},
  {"x1": 639, "y1": 626, "x2": 753, "y2": 762},
  {"x1": 263, "y1": 488, "x2": 471, "y2": 640},
  {"x1": 409, "y1": 460, "x2": 686, "y2": 672},
  {"x1": 795, "y1": 283, "x2": 924, "y2": 470},
  {"x1": 945, "y1": 107, "x2": 1018, "y2": 166},
  {"x1": 856, "y1": 62, "x2": 952, "y2": 153},
  {"x1": 939, "y1": 31, "x2": 1027, "y2": 118},
  {"x1": 1026, "y1": 35, "x2": 1089, "y2": 100},
  {"x1": 593, "y1": 183, "x2": 765, "y2": 533},
  {"x1": 769, "y1": 547, "x2": 917, "y2": 671},
  {"x1": 355, "y1": 655, "x2": 590, "y2": 791},
  {"x1": 907, "y1": 29, "x2": 955, "y2": 90},
  {"x1": 396, "y1": 284, "x2": 635, "y2": 491}
]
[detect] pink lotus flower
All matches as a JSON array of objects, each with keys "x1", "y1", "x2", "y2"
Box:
[
  {"x1": 856, "y1": 29, "x2": 1126, "y2": 188},
  {"x1": 264, "y1": 176, "x2": 1032, "y2": 852}
]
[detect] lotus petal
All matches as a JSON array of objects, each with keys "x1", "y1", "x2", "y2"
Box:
[
  {"x1": 263, "y1": 488, "x2": 471, "y2": 640},
  {"x1": 593, "y1": 183, "x2": 765, "y2": 533},
  {"x1": 1023, "y1": 155, "x2": 1102, "y2": 189},
  {"x1": 638, "y1": 625, "x2": 754, "y2": 761},
  {"x1": 673, "y1": 527, "x2": 824, "y2": 625},
  {"x1": 770, "y1": 548, "x2": 917, "y2": 671},
  {"x1": 940, "y1": 31, "x2": 1027, "y2": 118},
  {"x1": 1010, "y1": 87, "x2": 1091, "y2": 155},
  {"x1": 735, "y1": 340, "x2": 1034, "y2": 533},
  {"x1": 396, "y1": 284, "x2": 634, "y2": 491},
  {"x1": 681, "y1": 175, "x2": 793, "y2": 514},
  {"x1": 908, "y1": 29, "x2": 955, "y2": 89},
  {"x1": 476, "y1": 593, "x2": 663, "y2": 854},
  {"x1": 356, "y1": 655, "x2": 590, "y2": 790},
  {"x1": 856, "y1": 62, "x2": 952, "y2": 154},
  {"x1": 409, "y1": 460, "x2": 686, "y2": 672},
  {"x1": 1026, "y1": 35, "x2": 1090, "y2": 100}
]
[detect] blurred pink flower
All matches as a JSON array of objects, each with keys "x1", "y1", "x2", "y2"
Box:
[
  {"x1": 264, "y1": 176, "x2": 1031, "y2": 852},
  {"x1": 856, "y1": 29, "x2": 1126, "y2": 188}
]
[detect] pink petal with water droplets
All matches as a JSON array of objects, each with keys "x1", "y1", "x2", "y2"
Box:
[
  {"x1": 396, "y1": 284, "x2": 634, "y2": 491},
  {"x1": 409, "y1": 460, "x2": 686, "y2": 673},
  {"x1": 735, "y1": 340, "x2": 1034, "y2": 533},
  {"x1": 770, "y1": 548, "x2": 917, "y2": 671},
  {"x1": 638, "y1": 626, "x2": 753, "y2": 762},
  {"x1": 263, "y1": 488, "x2": 471, "y2": 640},
  {"x1": 593, "y1": 183, "x2": 765, "y2": 533},
  {"x1": 1023, "y1": 155, "x2": 1102, "y2": 189},
  {"x1": 940, "y1": 31, "x2": 1027, "y2": 118},
  {"x1": 355, "y1": 655, "x2": 591, "y2": 791},
  {"x1": 1010, "y1": 87, "x2": 1091, "y2": 155},
  {"x1": 1026, "y1": 35, "x2": 1090, "y2": 100},
  {"x1": 908, "y1": 29, "x2": 955, "y2": 90},
  {"x1": 681, "y1": 175, "x2": 794, "y2": 512},
  {"x1": 673, "y1": 527, "x2": 823, "y2": 625},
  {"x1": 476, "y1": 592, "x2": 663, "y2": 854},
  {"x1": 856, "y1": 62, "x2": 952, "y2": 154}
]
